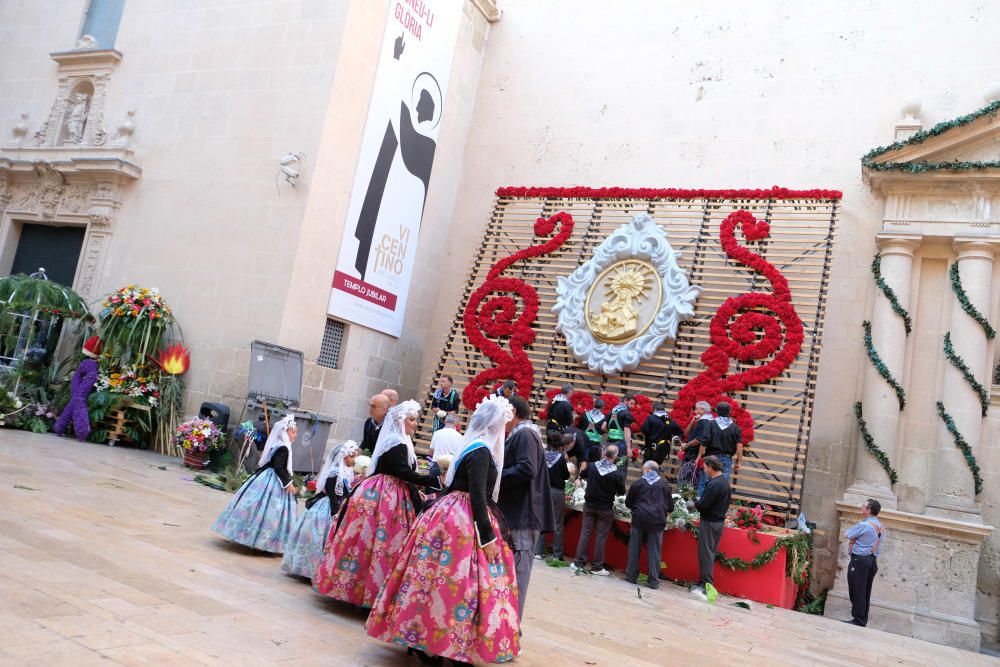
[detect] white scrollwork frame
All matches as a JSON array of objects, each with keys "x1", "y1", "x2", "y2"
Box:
[{"x1": 553, "y1": 213, "x2": 701, "y2": 375}]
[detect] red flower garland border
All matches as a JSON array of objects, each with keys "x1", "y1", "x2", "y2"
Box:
[{"x1": 496, "y1": 185, "x2": 842, "y2": 200}]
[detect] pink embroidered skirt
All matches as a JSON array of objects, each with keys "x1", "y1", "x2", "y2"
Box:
[
  {"x1": 365, "y1": 491, "x2": 520, "y2": 664},
  {"x1": 312, "y1": 473, "x2": 416, "y2": 608}
]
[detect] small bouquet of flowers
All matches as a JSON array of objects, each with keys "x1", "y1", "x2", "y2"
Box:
[
  {"x1": 353, "y1": 454, "x2": 371, "y2": 476},
  {"x1": 613, "y1": 494, "x2": 631, "y2": 520},
  {"x1": 173, "y1": 416, "x2": 225, "y2": 453},
  {"x1": 733, "y1": 504, "x2": 765, "y2": 541},
  {"x1": 668, "y1": 493, "x2": 699, "y2": 530}
]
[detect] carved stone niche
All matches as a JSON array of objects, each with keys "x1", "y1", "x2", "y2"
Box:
[
  {"x1": 32, "y1": 49, "x2": 122, "y2": 149},
  {"x1": 0, "y1": 44, "x2": 140, "y2": 299}
]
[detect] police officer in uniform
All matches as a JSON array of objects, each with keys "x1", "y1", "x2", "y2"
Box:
[{"x1": 843, "y1": 498, "x2": 884, "y2": 627}]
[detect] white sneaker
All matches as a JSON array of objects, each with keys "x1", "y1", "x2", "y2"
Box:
[
  {"x1": 534, "y1": 554, "x2": 542, "y2": 560},
  {"x1": 590, "y1": 567, "x2": 610, "y2": 577},
  {"x1": 569, "y1": 562, "x2": 581, "y2": 572},
  {"x1": 689, "y1": 585, "x2": 708, "y2": 601}
]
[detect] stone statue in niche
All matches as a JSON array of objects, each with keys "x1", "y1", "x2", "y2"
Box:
[{"x1": 64, "y1": 92, "x2": 91, "y2": 144}]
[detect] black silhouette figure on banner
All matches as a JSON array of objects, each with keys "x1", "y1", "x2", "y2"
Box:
[
  {"x1": 393, "y1": 33, "x2": 405, "y2": 60},
  {"x1": 353, "y1": 72, "x2": 442, "y2": 279}
]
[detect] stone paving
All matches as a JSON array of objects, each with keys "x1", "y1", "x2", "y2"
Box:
[{"x1": 1, "y1": 431, "x2": 997, "y2": 666}]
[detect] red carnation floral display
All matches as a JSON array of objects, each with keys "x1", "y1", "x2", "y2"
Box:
[
  {"x1": 669, "y1": 209, "x2": 805, "y2": 445},
  {"x1": 496, "y1": 185, "x2": 843, "y2": 201},
  {"x1": 462, "y1": 212, "x2": 575, "y2": 410}
]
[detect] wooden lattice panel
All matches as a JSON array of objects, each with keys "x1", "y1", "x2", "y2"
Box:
[{"x1": 418, "y1": 189, "x2": 840, "y2": 523}]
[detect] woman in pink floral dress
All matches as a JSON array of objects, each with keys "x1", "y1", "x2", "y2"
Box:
[
  {"x1": 312, "y1": 400, "x2": 439, "y2": 608},
  {"x1": 366, "y1": 395, "x2": 521, "y2": 665}
]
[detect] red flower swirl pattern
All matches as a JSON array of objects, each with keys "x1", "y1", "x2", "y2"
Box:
[
  {"x1": 462, "y1": 212, "x2": 575, "y2": 410},
  {"x1": 669, "y1": 210, "x2": 805, "y2": 445}
]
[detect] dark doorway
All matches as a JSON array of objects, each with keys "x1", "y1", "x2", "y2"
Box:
[{"x1": 10, "y1": 223, "x2": 86, "y2": 285}]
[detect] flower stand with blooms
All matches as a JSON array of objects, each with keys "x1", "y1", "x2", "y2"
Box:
[
  {"x1": 88, "y1": 285, "x2": 182, "y2": 449},
  {"x1": 175, "y1": 416, "x2": 225, "y2": 469}
]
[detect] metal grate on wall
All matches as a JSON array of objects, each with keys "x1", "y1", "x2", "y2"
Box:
[{"x1": 318, "y1": 319, "x2": 345, "y2": 369}]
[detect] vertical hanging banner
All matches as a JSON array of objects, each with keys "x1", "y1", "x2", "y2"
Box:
[{"x1": 328, "y1": 0, "x2": 464, "y2": 337}]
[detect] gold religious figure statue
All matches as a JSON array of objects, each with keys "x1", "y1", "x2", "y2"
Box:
[{"x1": 586, "y1": 260, "x2": 662, "y2": 343}]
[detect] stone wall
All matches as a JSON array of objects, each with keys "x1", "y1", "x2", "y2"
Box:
[{"x1": 423, "y1": 0, "x2": 1000, "y2": 648}]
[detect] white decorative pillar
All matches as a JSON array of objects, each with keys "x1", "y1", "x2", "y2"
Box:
[
  {"x1": 928, "y1": 238, "x2": 998, "y2": 519},
  {"x1": 845, "y1": 233, "x2": 921, "y2": 508}
]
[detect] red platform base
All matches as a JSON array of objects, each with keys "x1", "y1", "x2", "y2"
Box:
[{"x1": 557, "y1": 508, "x2": 798, "y2": 609}]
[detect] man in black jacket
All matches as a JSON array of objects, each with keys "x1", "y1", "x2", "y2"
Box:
[
  {"x1": 499, "y1": 396, "x2": 554, "y2": 619},
  {"x1": 639, "y1": 403, "x2": 684, "y2": 465},
  {"x1": 692, "y1": 455, "x2": 732, "y2": 600},
  {"x1": 571, "y1": 444, "x2": 626, "y2": 576},
  {"x1": 361, "y1": 393, "x2": 390, "y2": 453},
  {"x1": 624, "y1": 460, "x2": 674, "y2": 588}
]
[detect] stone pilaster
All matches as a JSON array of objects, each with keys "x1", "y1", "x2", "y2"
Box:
[
  {"x1": 927, "y1": 238, "x2": 998, "y2": 519},
  {"x1": 844, "y1": 233, "x2": 921, "y2": 508},
  {"x1": 824, "y1": 502, "x2": 994, "y2": 651}
]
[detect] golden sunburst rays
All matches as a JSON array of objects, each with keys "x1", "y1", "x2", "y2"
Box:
[{"x1": 605, "y1": 261, "x2": 650, "y2": 303}]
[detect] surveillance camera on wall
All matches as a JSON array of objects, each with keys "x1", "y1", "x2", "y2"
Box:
[{"x1": 276, "y1": 152, "x2": 305, "y2": 191}]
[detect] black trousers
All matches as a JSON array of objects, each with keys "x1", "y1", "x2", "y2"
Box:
[
  {"x1": 847, "y1": 554, "x2": 878, "y2": 626},
  {"x1": 625, "y1": 525, "x2": 664, "y2": 587},
  {"x1": 697, "y1": 519, "x2": 725, "y2": 585}
]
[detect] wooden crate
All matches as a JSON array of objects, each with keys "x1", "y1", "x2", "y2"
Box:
[{"x1": 99, "y1": 401, "x2": 152, "y2": 446}]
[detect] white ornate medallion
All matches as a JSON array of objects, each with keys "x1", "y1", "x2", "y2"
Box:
[{"x1": 554, "y1": 213, "x2": 701, "y2": 375}]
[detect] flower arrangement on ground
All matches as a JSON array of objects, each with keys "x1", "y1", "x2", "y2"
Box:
[
  {"x1": 174, "y1": 416, "x2": 225, "y2": 454},
  {"x1": 87, "y1": 284, "x2": 186, "y2": 451},
  {"x1": 0, "y1": 390, "x2": 25, "y2": 426}
]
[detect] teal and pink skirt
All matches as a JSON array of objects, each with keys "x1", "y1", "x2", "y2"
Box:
[
  {"x1": 281, "y1": 495, "x2": 332, "y2": 578},
  {"x1": 312, "y1": 473, "x2": 416, "y2": 608},
  {"x1": 365, "y1": 491, "x2": 520, "y2": 664}
]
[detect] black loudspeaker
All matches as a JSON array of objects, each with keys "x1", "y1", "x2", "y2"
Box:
[{"x1": 199, "y1": 402, "x2": 231, "y2": 433}]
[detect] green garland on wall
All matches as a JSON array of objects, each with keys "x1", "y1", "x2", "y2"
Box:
[
  {"x1": 935, "y1": 401, "x2": 983, "y2": 495},
  {"x1": 863, "y1": 320, "x2": 906, "y2": 410},
  {"x1": 862, "y1": 99, "x2": 1000, "y2": 167},
  {"x1": 853, "y1": 401, "x2": 898, "y2": 485},
  {"x1": 865, "y1": 160, "x2": 1000, "y2": 173},
  {"x1": 871, "y1": 254, "x2": 912, "y2": 335},
  {"x1": 949, "y1": 262, "x2": 997, "y2": 340},
  {"x1": 943, "y1": 332, "x2": 989, "y2": 417},
  {"x1": 678, "y1": 522, "x2": 812, "y2": 585}
]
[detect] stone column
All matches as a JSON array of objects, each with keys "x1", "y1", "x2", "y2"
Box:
[
  {"x1": 845, "y1": 233, "x2": 921, "y2": 509},
  {"x1": 927, "y1": 238, "x2": 998, "y2": 519}
]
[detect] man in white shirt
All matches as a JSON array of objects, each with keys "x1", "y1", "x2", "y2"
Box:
[{"x1": 430, "y1": 413, "x2": 464, "y2": 458}]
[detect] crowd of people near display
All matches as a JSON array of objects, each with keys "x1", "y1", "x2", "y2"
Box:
[{"x1": 208, "y1": 377, "x2": 761, "y2": 665}]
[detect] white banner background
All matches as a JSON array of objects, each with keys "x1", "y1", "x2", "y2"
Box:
[{"x1": 328, "y1": 0, "x2": 463, "y2": 337}]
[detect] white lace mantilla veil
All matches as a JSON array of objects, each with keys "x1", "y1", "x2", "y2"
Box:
[
  {"x1": 316, "y1": 440, "x2": 359, "y2": 496},
  {"x1": 366, "y1": 400, "x2": 421, "y2": 476},
  {"x1": 444, "y1": 394, "x2": 513, "y2": 502},
  {"x1": 260, "y1": 414, "x2": 296, "y2": 479}
]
